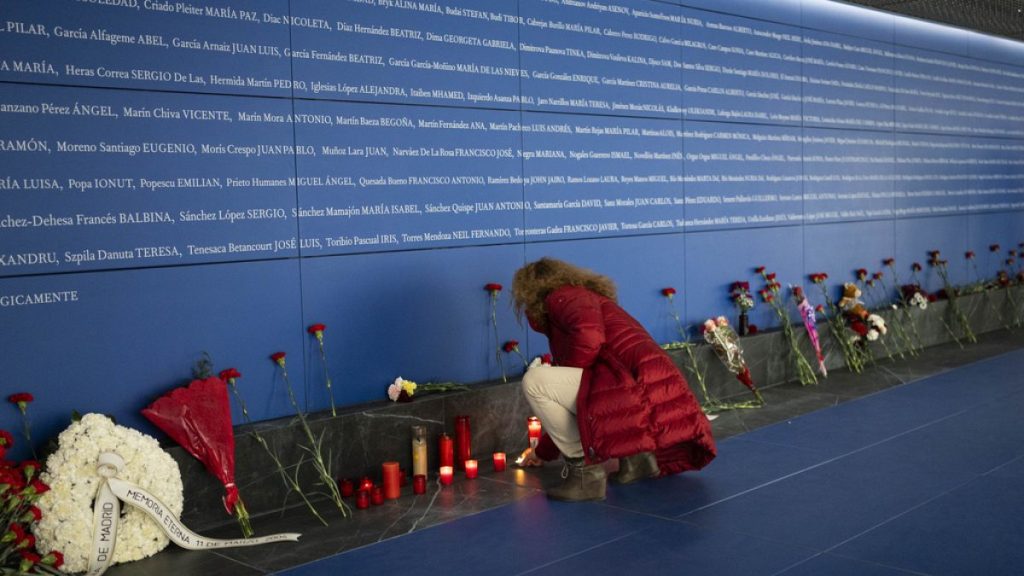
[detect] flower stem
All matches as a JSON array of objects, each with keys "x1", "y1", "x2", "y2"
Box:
[
  {"x1": 229, "y1": 381, "x2": 328, "y2": 526},
  {"x1": 490, "y1": 294, "x2": 506, "y2": 383},
  {"x1": 279, "y1": 365, "x2": 350, "y2": 518},
  {"x1": 317, "y1": 340, "x2": 337, "y2": 417}
]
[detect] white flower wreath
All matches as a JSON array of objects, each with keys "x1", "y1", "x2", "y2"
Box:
[{"x1": 33, "y1": 414, "x2": 183, "y2": 573}]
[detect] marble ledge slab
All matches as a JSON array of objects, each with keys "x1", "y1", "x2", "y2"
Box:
[{"x1": 172, "y1": 286, "x2": 1023, "y2": 532}]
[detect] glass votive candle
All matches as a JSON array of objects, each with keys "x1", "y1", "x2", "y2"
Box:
[
  {"x1": 359, "y1": 476, "x2": 374, "y2": 492},
  {"x1": 527, "y1": 416, "x2": 542, "y2": 449},
  {"x1": 493, "y1": 452, "x2": 507, "y2": 472},
  {"x1": 355, "y1": 490, "x2": 370, "y2": 510},
  {"x1": 439, "y1": 466, "x2": 454, "y2": 486},
  {"x1": 465, "y1": 459, "x2": 478, "y2": 479},
  {"x1": 371, "y1": 486, "x2": 384, "y2": 506},
  {"x1": 413, "y1": 474, "x2": 427, "y2": 495},
  {"x1": 339, "y1": 478, "x2": 354, "y2": 497}
]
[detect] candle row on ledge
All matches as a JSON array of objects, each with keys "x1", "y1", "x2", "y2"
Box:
[{"x1": 336, "y1": 415, "x2": 542, "y2": 510}]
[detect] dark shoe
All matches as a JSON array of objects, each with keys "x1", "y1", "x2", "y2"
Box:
[
  {"x1": 609, "y1": 452, "x2": 660, "y2": 485},
  {"x1": 546, "y1": 457, "x2": 607, "y2": 502}
]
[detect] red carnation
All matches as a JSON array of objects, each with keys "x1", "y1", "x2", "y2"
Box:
[
  {"x1": 41, "y1": 551, "x2": 64, "y2": 569},
  {"x1": 270, "y1": 352, "x2": 287, "y2": 367},
  {"x1": 484, "y1": 283, "x2": 503, "y2": 294},
  {"x1": 19, "y1": 550, "x2": 40, "y2": 572},
  {"x1": 965, "y1": 251, "x2": 975, "y2": 260},
  {"x1": 21, "y1": 506, "x2": 41, "y2": 523},
  {"x1": 18, "y1": 461, "x2": 40, "y2": 481},
  {"x1": 502, "y1": 340, "x2": 520, "y2": 353},
  {"x1": 872, "y1": 271, "x2": 883, "y2": 280},
  {"x1": 911, "y1": 262, "x2": 923, "y2": 272},
  {"x1": 814, "y1": 304, "x2": 825, "y2": 314},
  {"x1": 792, "y1": 286, "x2": 804, "y2": 298},
  {"x1": 0, "y1": 430, "x2": 13, "y2": 448},
  {"x1": 856, "y1": 268, "x2": 868, "y2": 280},
  {"x1": 307, "y1": 323, "x2": 326, "y2": 335},
  {"x1": 754, "y1": 266, "x2": 766, "y2": 274},
  {"x1": 541, "y1": 353, "x2": 553, "y2": 365},
  {"x1": 883, "y1": 258, "x2": 895, "y2": 266},
  {"x1": 8, "y1": 393, "x2": 33, "y2": 405},
  {"x1": 765, "y1": 272, "x2": 776, "y2": 281},
  {"x1": 1011, "y1": 249, "x2": 1019, "y2": 257},
  {"x1": 28, "y1": 479, "x2": 48, "y2": 495},
  {"x1": 218, "y1": 368, "x2": 241, "y2": 382},
  {"x1": 990, "y1": 244, "x2": 1001, "y2": 252},
  {"x1": 1008, "y1": 258, "x2": 1016, "y2": 266},
  {"x1": 661, "y1": 287, "x2": 676, "y2": 297}
]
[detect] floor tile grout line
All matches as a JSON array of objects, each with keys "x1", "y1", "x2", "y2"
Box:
[
  {"x1": 980, "y1": 453, "x2": 1024, "y2": 477},
  {"x1": 510, "y1": 530, "x2": 643, "y2": 576},
  {"x1": 680, "y1": 402, "x2": 985, "y2": 517},
  {"x1": 767, "y1": 551, "x2": 934, "y2": 576},
  {"x1": 817, "y1": 473, "x2": 983, "y2": 556}
]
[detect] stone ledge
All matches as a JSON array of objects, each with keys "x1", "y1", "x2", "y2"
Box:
[{"x1": 172, "y1": 286, "x2": 1023, "y2": 531}]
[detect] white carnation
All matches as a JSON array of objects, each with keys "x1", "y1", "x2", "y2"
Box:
[{"x1": 33, "y1": 414, "x2": 183, "y2": 573}]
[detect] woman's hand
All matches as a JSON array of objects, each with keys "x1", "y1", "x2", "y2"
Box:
[{"x1": 517, "y1": 447, "x2": 544, "y2": 467}]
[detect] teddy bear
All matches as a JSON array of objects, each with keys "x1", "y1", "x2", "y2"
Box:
[{"x1": 837, "y1": 283, "x2": 869, "y2": 320}]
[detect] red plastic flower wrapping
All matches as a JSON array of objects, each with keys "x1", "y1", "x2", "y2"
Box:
[{"x1": 141, "y1": 376, "x2": 241, "y2": 516}]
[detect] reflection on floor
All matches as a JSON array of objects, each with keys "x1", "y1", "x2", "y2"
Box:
[{"x1": 109, "y1": 329, "x2": 1024, "y2": 576}]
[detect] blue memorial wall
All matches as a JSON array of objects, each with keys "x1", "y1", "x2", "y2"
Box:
[{"x1": 2, "y1": 0, "x2": 1024, "y2": 450}]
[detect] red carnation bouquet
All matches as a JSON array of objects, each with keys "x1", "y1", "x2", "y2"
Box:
[{"x1": 142, "y1": 375, "x2": 253, "y2": 538}]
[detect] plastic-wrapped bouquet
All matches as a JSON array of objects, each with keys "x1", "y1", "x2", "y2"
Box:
[{"x1": 702, "y1": 316, "x2": 763, "y2": 407}]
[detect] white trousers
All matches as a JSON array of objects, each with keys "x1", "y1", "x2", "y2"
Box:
[{"x1": 521, "y1": 365, "x2": 585, "y2": 459}]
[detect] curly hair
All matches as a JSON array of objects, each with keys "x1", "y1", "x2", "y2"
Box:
[{"x1": 511, "y1": 257, "x2": 617, "y2": 330}]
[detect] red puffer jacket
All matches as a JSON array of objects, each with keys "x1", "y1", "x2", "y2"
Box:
[{"x1": 532, "y1": 285, "x2": 716, "y2": 475}]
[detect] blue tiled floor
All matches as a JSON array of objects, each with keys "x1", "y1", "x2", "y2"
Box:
[{"x1": 277, "y1": 349, "x2": 1024, "y2": 576}]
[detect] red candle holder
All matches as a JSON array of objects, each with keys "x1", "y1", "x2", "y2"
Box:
[
  {"x1": 413, "y1": 474, "x2": 427, "y2": 495},
  {"x1": 382, "y1": 462, "x2": 401, "y2": 500},
  {"x1": 527, "y1": 416, "x2": 542, "y2": 449},
  {"x1": 359, "y1": 476, "x2": 374, "y2": 493},
  {"x1": 371, "y1": 486, "x2": 384, "y2": 506},
  {"x1": 439, "y1": 466, "x2": 454, "y2": 486},
  {"x1": 339, "y1": 478, "x2": 354, "y2": 498},
  {"x1": 464, "y1": 459, "x2": 478, "y2": 479},
  {"x1": 493, "y1": 452, "x2": 507, "y2": 472},
  {"x1": 355, "y1": 491, "x2": 370, "y2": 510},
  {"x1": 454, "y1": 415, "x2": 471, "y2": 471},
  {"x1": 438, "y1": 433, "x2": 454, "y2": 469}
]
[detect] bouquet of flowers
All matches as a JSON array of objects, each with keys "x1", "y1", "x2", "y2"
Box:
[
  {"x1": 757, "y1": 268, "x2": 817, "y2": 386},
  {"x1": 810, "y1": 273, "x2": 868, "y2": 373},
  {"x1": 660, "y1": 288, "x2": 752, "y2": 413},
  {"x1": 731, "y1": 281, "x2": 755, "y2": 312},
  {"x1": 141, "y1": 375, "x2": 253, "y2": 538},
  {"x1": 702, "y1": 316, "x2": 764, "y2": 407},
  {"x1": 387, "y1": 377, "x2": 467, "y2": 402},
  {"x1": 792, "y1": 286, "x2": 827, "y2": 377},
  {"x1": 0, "y1": 430, "x2": 64, "y2": 575}
]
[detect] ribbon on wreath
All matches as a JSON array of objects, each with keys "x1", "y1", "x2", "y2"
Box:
[{"x1": 87, "y1": 453, "x2": 300, "y2": 576}]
